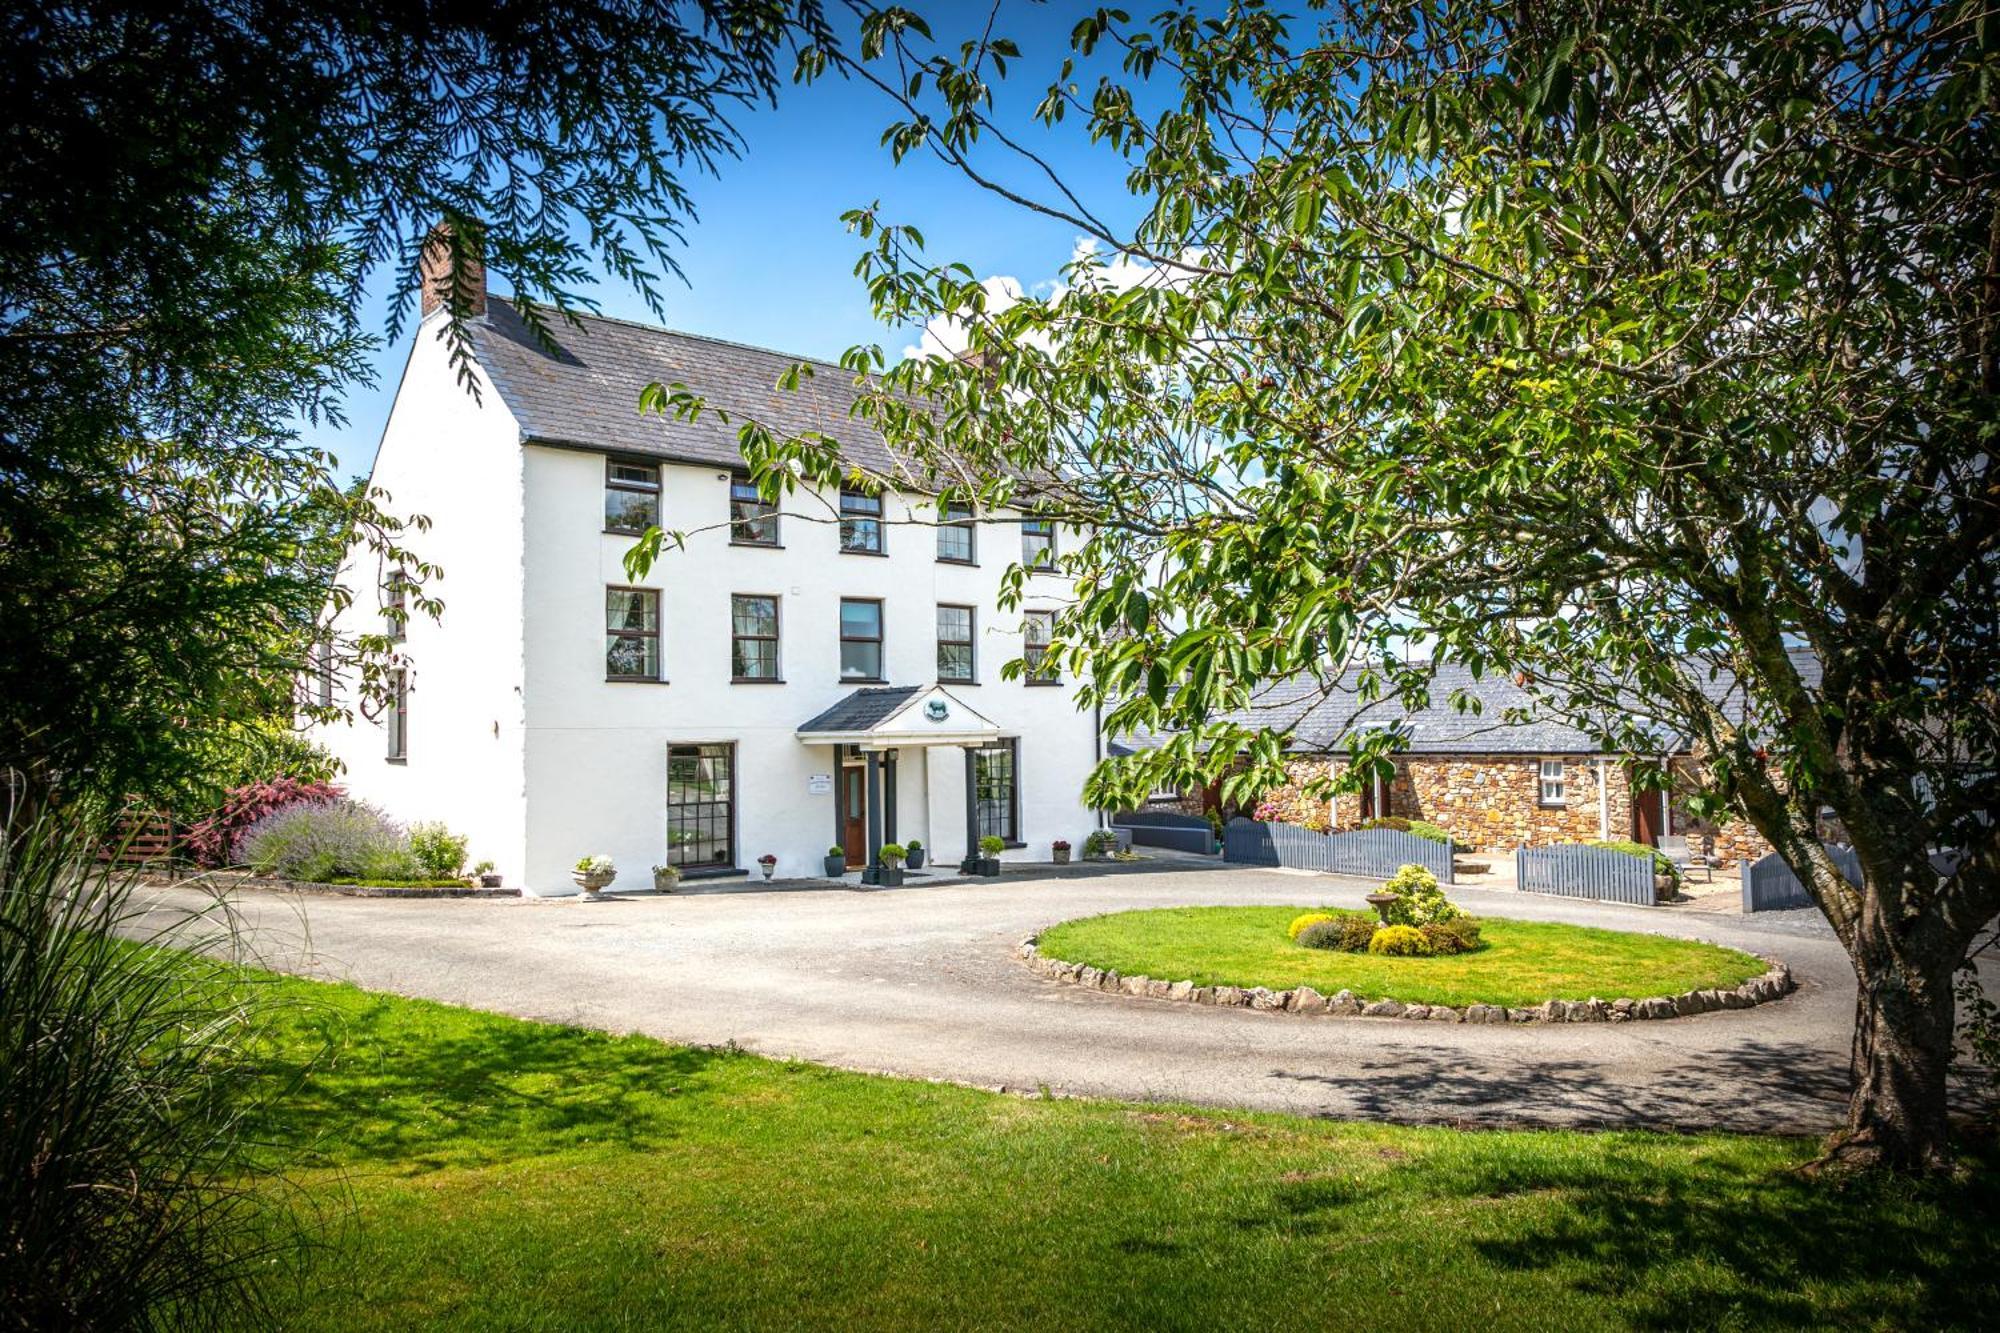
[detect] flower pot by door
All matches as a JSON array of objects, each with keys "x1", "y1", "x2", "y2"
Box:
[
  {"x1": 824, "y1": 854, "x2": 847, "y2": 878},
  {"x1": 906, "y1": 847, "x2": 925, "y2": 870}
]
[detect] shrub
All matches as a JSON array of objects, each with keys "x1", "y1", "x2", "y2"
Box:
[
  {"x1": 1287, "y1": 911, "x2": 1338, "y2": 940},
  {"x1": 979, "y1": 835, "x2": 1006, "y2": 856},
  {"x1": 409, "y1": 822, "x2": 468, "y2": 879},
  {"x1": 1406, "y1": 820, "x2": 1452, "y2": 844},
  {"x1": 185, "y1": 776, "x2": 343, "y2": 867},
  {"x1": 1295, "y1": 919, "x2": 1349, "y2": 951},
  {"x1": 1368, "y1": 924, "x2": 1434, "y2": 956},
  {"x1": 1420, "y1": 918, "x2": 1485, "y2": 955},
  {"x1": 3, "y1": 808, "x2": 299, "y2": 1327},
  {"x1": 1360, "y1": 816, "x2": 1410, "y2": 832},
  {"x1": 1084, "y1": 829, "x2": 1118, "y2": 857},
  {"x1": 1379, "y1": 863, "x2": 1467, "y2": 927},
  {"x1": 1589, "y1": 839, "x2": 1679, "y2": 880},
  {"x1": 1336, "y1": 915, "x2": 1380, "y2": 952},
  {"x1": 878, "y1": 843, "x2": 907, "y2": 865},
  {"x1": 235, "y1": 799, "x2": 412, "y2": 883}
]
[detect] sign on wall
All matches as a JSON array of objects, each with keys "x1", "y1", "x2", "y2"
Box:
[{"x1": 807, "y1": 773, "x2": 833, "y2": 795}]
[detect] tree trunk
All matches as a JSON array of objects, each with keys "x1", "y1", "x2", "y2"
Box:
[{"x1": 1827, "y1": 934, "x2": 1959, "y2": 1172}]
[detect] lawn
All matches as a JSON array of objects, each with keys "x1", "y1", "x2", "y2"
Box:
[
  {"x1": 1034, "y1": 906, "x2": 1769, "y2": 1008},
  {"x1": 237, "y1": 973, "x2": 1998, "y2": 1331}
]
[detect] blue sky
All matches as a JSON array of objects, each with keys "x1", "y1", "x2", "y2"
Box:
[{"x1": 315, "y1": 4, "x2": 1153, "y2": 480}]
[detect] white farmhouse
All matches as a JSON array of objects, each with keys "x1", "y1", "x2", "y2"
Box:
[{"x1": 310, "y1": 255, "x2": 1102, "y2": 894}]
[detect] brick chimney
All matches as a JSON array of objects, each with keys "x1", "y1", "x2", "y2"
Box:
[{"x1": 419, "y1": 222, "x2": 486, "y2": 319}]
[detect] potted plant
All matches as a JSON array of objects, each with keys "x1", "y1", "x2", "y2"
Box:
[
  {"x1": 1051, "y1": 838, "x2": 1071, "y2": 865},
  {"x1": 876, "y1": 843, "x2": 907, "y2": 888},
  {"x1": 757, "y1": 853, "x2": 777, "y2": 881},
  {"x1": 472, "y1": 859, "x2": 502, "y2": 888},
  {"x1": 977, "y1": 834, "x2": 1005, "y2": 877},
  {"x1": 824, "y1": 844, "x2": 847, "y2": 877},
  {"x1": 1083, "y1": 829, "x2": 1117, "y2": 861},
  {"x1": 904, "y1": 839, "x2": 925, "y2": 870},
  {"x1": 651, "y1": 863, "x2": 681, "y2": 893},
  {"x1": 572, "y1": 854, "x2": 615, "y2": 895}
]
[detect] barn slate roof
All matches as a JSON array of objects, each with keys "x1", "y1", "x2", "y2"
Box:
[
  {"x1": 471, "y1": 298, "x2": 914, "y2": 478},
  {"x1": 1113, "y1": 653, "x2": 1822, "y2": 757}
]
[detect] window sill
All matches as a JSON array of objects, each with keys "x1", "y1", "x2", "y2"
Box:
[
  {"x1": 607, "y1": 676, "x2": 670, "y2": 685},
  {"x1": 840, "y1": 547, "x2": 889, "y2": 558},
  {"x1": 938, "y1": 679, "x2": 978, "y2": 687},
  {"x1": 731, "y1": 677, "x2": 786, "y2": 685},
  {"x1": 385, "y1": 757, "x2": 407, "y2": 766},
  {"x1": 935, "y1": 557, "x2": 979, "y2": 568},
  {"x1": 839, "y1": 678, "x2": 887, "y2": 686},
  {"x1": 603, "y1": 527, "x2": 654, "y2": 538},
  {"x1": 1025, "y1": 680, "x2": 1064, "y2": 688},
  {"x1": 729, "y1": 539, "x2": 783, "y2": 549}
]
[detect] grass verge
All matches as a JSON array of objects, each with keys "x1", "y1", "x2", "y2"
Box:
[
  {"x1": 1034, "y1": 905, "x2": 1768, "y2": 1008},
  {"x1": 236, "y1": 972, "x2": 1998, "y2": 1331}
]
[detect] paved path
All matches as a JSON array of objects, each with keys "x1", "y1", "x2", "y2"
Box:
[{"x1": 135, "y1": 862, "x2": 1974, "y2": 1134}]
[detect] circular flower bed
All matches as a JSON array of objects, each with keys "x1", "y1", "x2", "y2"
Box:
[{"x1": 1024, "y1": 904, "x2": 1790, "y2": 1022}]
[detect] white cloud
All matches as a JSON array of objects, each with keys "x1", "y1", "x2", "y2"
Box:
[{"x1": 902, "y1": 236, "x2": 1192, "y2": 361}]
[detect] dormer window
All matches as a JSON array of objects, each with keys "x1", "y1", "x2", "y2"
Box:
[{"x1": 606, "y1": 460, "x2": 660, "y2": 533}]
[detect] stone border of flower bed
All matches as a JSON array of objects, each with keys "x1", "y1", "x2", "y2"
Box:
[
  {"x1": 141, "y1": 870, "x2": 520, "y2": 900},
  {"x1": 1016, "y1": 935, "x2": 1794, "y2": 1023}
]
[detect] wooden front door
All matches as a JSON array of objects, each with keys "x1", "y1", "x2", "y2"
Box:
[
  {"x1": 839, "y1": 766, "x2": 868, "y2": 868},
  {"x1": 1630, "y1": 769, "x2": 1663, "y2": 846}
]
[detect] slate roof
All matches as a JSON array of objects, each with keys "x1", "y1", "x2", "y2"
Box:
[
  {"x1": 471, "y1": 298, "x2": 913, "y2": 477},
  {"x1": 796, "y1": 686, "x2": 925, "y2": 735},
  {"x1": 1114, "y1": 653, "x2": 1823, "y2": 757}
]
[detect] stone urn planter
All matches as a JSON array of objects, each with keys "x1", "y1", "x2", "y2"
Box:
[
  {"x1": 1051, "y1": 840, "x2": 1071, "y2": 865},
  {"x1": 1365, "y1": 890, "x2": 1401, "y2": 925},
  {"x1": 572, "y1": 857, "x2": 615, "y2": 896},
  {"x1": 478, "y1": 872, "x2": 503, "y2": 888},
  {"x1": 652, "y1": 865, "x2": 681, "y2": 893},
  {"x1": 758, "y1": 855, "x2": 777, "y2": 881}
]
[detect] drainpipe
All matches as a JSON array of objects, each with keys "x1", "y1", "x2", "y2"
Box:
[
  {"x1": 1092, "y1": 698, "x2": 1106, "y2": 830},
  {"x1": 1597, "y1": 759, "x2": 1610, "y2": 842}
]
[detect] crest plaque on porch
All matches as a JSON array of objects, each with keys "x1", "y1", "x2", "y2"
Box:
[{"x1": 924, "y1": 699, "x2": 950, "y2": 722}]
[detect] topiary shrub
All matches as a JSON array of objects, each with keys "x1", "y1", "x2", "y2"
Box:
[
  {"x1": 1420, "y1": 918, "x2": 1484, "y2": 956},
  {"x1": 185, "y1": 776, "x2": 343, "y2": 868},
  {"x1": 1378, "y1": 863, "x2": 1467, "y2": 927},
  {"x1": 1336, "y1": 915, "x2": 1379, "y2": 952},
  {"x1": 1287, "y1": 911, "x2": 1338, "y2": 940},
  {"x1": 1367, "y1": 924, "x2": 1433, "y2": 956},
  {"x1": 1359, "y1": 816, "x2": 1411, "y2": 833},
  {"x1": 1406, "y1": 820, "x2": 1451, "y2": 844}
]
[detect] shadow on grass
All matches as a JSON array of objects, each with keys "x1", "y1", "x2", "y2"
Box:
[{"x1": 240, "y1": 986, "x2": 736, "y2": 1174}]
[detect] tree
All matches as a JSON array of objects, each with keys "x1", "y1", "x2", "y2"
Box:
[
  {"x1": 0, "y1": 0, "x2": 831, "y2": 811},
  {"x1": 738, "y1": 1, "x2": 1996, "y2": 1169}
]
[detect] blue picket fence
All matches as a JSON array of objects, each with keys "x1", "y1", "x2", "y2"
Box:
[
  {"x1": 1515, "y1": 843, "x2": 1660, "y2": 906},
  {"x1": 1742, "y1": 845, "x2": 1861, "y2": 912},
  {"x1": 1223, "y1": 817, "x2": 1455, "y2": 884},
  {"x1": 1111, "y1": 809, "x2": 1215, "y2": 855}
]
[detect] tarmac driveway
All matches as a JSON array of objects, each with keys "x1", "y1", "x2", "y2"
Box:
[{"x1": 142, "y1": 860, "x2": 1916, "y2": 1133}]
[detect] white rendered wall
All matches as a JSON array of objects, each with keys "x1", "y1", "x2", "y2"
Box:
[
  {"x1": 307, "y1": 316, "x2": 530, "y2": 881},
  {"x1": 518, "y1": 445, "x2": 1101, "y2": 893}
]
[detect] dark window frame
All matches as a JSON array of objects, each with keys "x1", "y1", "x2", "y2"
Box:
[
  {"x1": 1021, "y1": 514, "x2": 1056, "y2": 571},
  {"x1": 666, "y1": 742, "x2": 736, "y2": 871},
  {"x1": 605, "y1": 458, "x2": 662, "y2": 534},
  {"x1": 974, "y1": 738, "x2": 1020, "y2": 844},
  {"x1": 1023, "y1": 609, "x2": 1059, "y2": 684},
  {"x1": 730, "y1": 593, "x2": 782, "y2": 682},
  {"x1": 383, "y1": 569, "x2": 407, "y2": 644},
  {"x1": 314, "y1": 637, "x2": 335, "y2": 708},
  {"x1": 839, "y1": 486, "x2": 884, "y2": 555},
  {"x1": 605, "y1": 585, "x2": 663, "y2": 682},
  {"x1": 936, "y1": 501, "x2": 976, "y2": 564},
  {"x1": 937, "y1": 603, "x2": 976, "y2": 684},
  {"x1": 838, "y1": 597, "x2": 885, "y2": 683},
  {"x1": 385, "y1": 668, "x2": 407, "y2": 762},
  {"x1": 729, "y1": 475, "x2": 781, "y2": 546}
]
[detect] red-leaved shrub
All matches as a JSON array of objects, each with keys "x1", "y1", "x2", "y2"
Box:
[{"x1": 185, "y1": 777, "x2": 343, "y2": 868}]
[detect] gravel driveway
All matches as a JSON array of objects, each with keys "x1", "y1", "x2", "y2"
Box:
[{"x1": 138, "y1": 860, "x2": 1964, "y2": 1134}]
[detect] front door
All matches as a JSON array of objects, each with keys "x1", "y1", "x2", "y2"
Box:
[
  {"x1": 839, "y1": 766, "x2": 868, "y2": 868},
  {"x1": 1630, "y1": 768, "x2": 1662, "y2": 845}
]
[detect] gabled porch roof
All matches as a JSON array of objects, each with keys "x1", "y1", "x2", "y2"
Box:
[{"x1": 795, "y1": 684, "x2": 1001, "y2": 749}]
